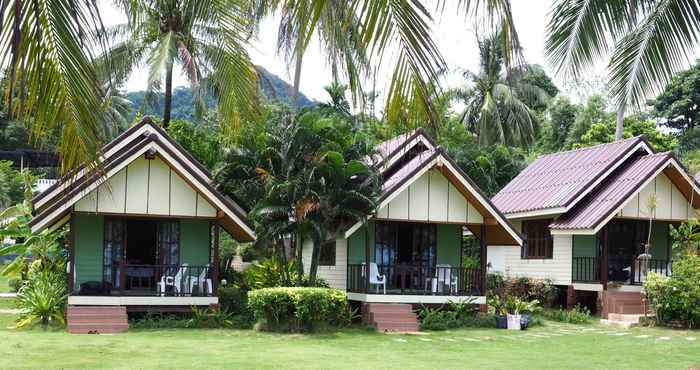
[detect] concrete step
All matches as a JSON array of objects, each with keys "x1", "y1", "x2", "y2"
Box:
[
  {"x1": 600, "y1": 319, "x2": 637, "y2": 329},
  {"x1": 376, "y1": 323, "x2": 420, "y2": 332},
  {"x1": 67, "y1": 323, "x2": 129, "y2": 334},
  {"x1": 607, "y1": 313, "x2": 645, "y2": 323},
  {"x1": 370, "y1": 312, "x2": 418, "y2": 323}
]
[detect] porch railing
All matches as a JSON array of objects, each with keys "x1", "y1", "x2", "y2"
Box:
[
  {"x1": 99, "y1": 263, "x2": 214, "y2": 296},
  {"x1": 572, "y1": 256, "x2": 600, "y2": 283},
  {"x1": 572, "y1": 256, "x2": 672, "y2": 285},
  {"x1": 347, "y1": 264, "x2": 483, "y2": 296}
]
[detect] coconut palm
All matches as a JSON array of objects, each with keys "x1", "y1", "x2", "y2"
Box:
[
  {"x1": 546, "y1": 0, "x2": 700, "y2": 140},
  {"x1": 102, "y1": 0, "x2": 258, "y2": 128},
  {"x1": 0, "y1": 1, "x2": 111, "y2": 172},
  {"x1": 458, "y1": 31, "x2": 549, "y2": 148},
  {"x1": 254, "y1": 0, "x2": 523, "y2": 126}
]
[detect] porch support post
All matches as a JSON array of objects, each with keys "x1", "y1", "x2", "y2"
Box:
[
  {"x1": 601, "y1": 225, "x2": 609, "y2": 289},
  {"x1": 212, "y1": 223, "x2": 220, "y2": 296},
  {"x1": 68, "y1": 215, "x2": 75, "y2": 294},
  {"x1": 480, "y1": 224, "x2": 487, "y2": 296},
  {"x1": 364, "y1": 223, "x2": 370, "y2": 294}
]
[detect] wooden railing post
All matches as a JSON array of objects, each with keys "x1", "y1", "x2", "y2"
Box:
[
  {"x1": 212, "y1": 223, "x2": 220, "y2": 296},
  {"x1": 119, "y1": 262, "x2": 126, "y2": 295},
  {"x1": 480, "y1": 224, "x2": 487, "y2": 296}
]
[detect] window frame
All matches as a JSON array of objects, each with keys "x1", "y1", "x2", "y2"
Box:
[
  {"x1": 318, "y1": 239, "x2": 336, "y2": 266},
  {"x1": 522, "y1": 219, "x2": 554, "y2": 260}
]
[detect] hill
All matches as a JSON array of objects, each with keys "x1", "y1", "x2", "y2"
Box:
[{"x1": 125, "y1": 66, "x2": 315, "y2": 120}]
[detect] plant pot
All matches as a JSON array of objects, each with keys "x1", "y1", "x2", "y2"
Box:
[
  {"x1": 520, "y1": 314, "x2": 530, "y2": 330},
  {"x1": 507, "y1": 314, "x2": 522, "y2": 330},
  {"x1": 495, "y1": 315, "x2": 508, "y2": 329}
]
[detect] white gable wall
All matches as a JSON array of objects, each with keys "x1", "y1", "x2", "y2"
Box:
[
  {"x1": 75, "y1": 156, "x2": 217, "y2": 218},
  {"x1": 618, "y1": 172, "x2": 697, "y2": 221},
  {"x1": 376, "y1": 169, "x2": 484, "y2": 224}
]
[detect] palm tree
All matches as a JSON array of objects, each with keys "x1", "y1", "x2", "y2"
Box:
[
  {"x1": 546, "y1": 0, "x2": 700, "y2": 140},
  {"x1": 102, "y1": 0, "x2": 259, "y2": 128},
  {"x1": 254, "y1": 0, "x2": 524, "y2": 125},
  {"x1": 0, "y1": 1, "x2": 112, "y2": 172},
  {"x1": 307, "y1": 149, "x2": 379, "y2": 283},
  {"x1": 458, "y1": 31, "x2": 549, "y2": 148}
]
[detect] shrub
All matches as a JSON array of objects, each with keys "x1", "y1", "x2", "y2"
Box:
[
  {"x1": 247, "y1": 287, "x2": 349, "y2": 332},
  {"x1": 130, "y1": 307, "x2": 248, "y2": 329},
  {"x1": 543, "y1": 305, "x2": 590, "y2": 324},
  {"x1": 244, "y1": 258, "x2": 328, "y2": 290},
  {"x1": 458, "y1": 313, "x2": 498, "y2": 328},
  {"x1": 15, "y1": 270, "x2": 67, "y2": 328},
  {"x1": 487, "y1": 273, "x2": 558, "y2": 308},
  {"x1": 417, "y1": 307, "x2": 459, "y2": 330},
  {"x1": 219, "y1": 286, "x2": 248, "y2": 314},
  {"x1": 8, "y1": 277, "x2": 23, "y2": 292},
  {"x1": 644, "y1": 254, "x2": 700, "y2": 328}
]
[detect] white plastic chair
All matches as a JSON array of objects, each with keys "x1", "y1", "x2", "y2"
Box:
[
  {"x1": 188, "y1": 265, "x2": 213, "y2": 296},
  {"x1": 157, "y1": 264, "x2": 188, "y2": 296},
  {"x1": 427, "y1": 264, "x2": 457, "y2": 294},
  {"x1": 362, "y1": 262, "x2": 386, "y2": 294}
]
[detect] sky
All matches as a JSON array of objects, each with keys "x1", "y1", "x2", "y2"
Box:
[{"x1": 102, "y1": 0, "x2": 603, "y2": 103}]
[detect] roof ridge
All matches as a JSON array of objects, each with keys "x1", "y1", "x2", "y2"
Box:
[{"x1": 536, "y1": 136, "x2": 644, "y2": 159}]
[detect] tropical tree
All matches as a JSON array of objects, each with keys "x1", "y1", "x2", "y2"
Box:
[
  {"x1": 458, "y1": 30, "x2": 549, "y2": 148},
  {"x1": 254, "y1": 0, "x2": 524, "y2": 126},
  {"x1": 102, "y1": 0, "x2": 259, "y2": 128},
  {"x1": 652, "y1": 60, "x2": 700, "y2": 134},
  {"x1": 546, "y1": 0, "x2": 700, "y2": 141}
]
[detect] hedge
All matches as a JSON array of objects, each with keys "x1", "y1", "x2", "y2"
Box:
[{"x1": 247, "y1": 287, "x2": 349, "y2": 332}]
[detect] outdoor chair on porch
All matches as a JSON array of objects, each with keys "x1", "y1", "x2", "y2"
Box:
[
  {"x1": 187, "y1": 265, "x2": 213, "y2": 296},
  {"x1": 426, "y1": 264, "x2": 457, "y2": 294},
  {"x1": 157, "y1": 264, "x2": 188, "y2": 296},
  {"x1": 361, "y1": 262, "x2": 386, "y2": 294}
]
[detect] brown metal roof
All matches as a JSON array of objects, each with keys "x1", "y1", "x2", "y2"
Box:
[
  {"x1": 550, "y1": 153, "x2": 672, "y2": 230},
  {"x1": 492, "y1": 136, "x2": 651, "y2": 215}
]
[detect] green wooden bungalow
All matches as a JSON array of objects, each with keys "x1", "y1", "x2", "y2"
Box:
[
  {"x1": 29, "y1": 118, "x2": 254, "y2": 332},
  {"x1": 490, "y1": 137, "x2": 700, "y2": 320},
  {"x1": 300, "y1": 129, "x2": 522, "y2": 330}
]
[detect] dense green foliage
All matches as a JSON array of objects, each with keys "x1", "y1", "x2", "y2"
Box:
[
  {"x1": 0, "y1": 161, "x2": 26, "y2": 210},
  {"x1": 645, "y1": 255, "x2": 700, "y2": 328},
  {"x1": 653, "y1": 60, "x2": 700, "y2": 133},
  {"x1": 543, "y1": 305, "x2": 591, "y2": 324},
  {"x1": 247, "y1": 287, "x2": 349, "y2": 332},
  {"x1": 487, "y1": 273, "x2": 559, "y2": 309},
  {"x1": 15, "y1": 269, "x2": 67, "y2": 328}
]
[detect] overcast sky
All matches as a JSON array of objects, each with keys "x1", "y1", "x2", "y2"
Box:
[{"x1": 102, "y1": 0, "x2": 605, "y2": 103}]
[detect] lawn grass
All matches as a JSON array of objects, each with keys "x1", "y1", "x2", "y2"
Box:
[
  {"x1": 0, "y1": 268, "x2": 9, "y2": 293},
  {"x1": 0, "y1": 313, "x2": 698, "y2": 370},
  {"x1": 0, "y1": 298, "x2": 16, "y2": 310}
]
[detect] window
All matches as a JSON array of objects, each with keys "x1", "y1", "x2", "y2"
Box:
[
  {"x1": 522, "y1": 219, "x2": 553, "y2": 259},
  {"x1": 319, "y1": 240, "x2": 336, "y2": 266}
]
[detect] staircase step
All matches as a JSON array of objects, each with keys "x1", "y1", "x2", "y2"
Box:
[
  {"x1": 67, "y1": 323, "x2": 129, "y2": 334},
  {"x1": 67, "y1": 306, "x2": 128, "y2": 334},
  {"x1": 607, "y1": 313, "x2": 645, "y2": 323},
  {"x1": 366, "y1": 303, "x2": 413, "y2": 313},
  {"x1": 376, "y1": 323, "x2": 420, "y2": 332}
]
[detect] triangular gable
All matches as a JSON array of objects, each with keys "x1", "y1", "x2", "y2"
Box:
[
  {"x1": 550, "y1": 154, "x2": 700, "y2": 235},
  {"x1": 29, "y1": 118, "x2": 255, "y2": 242},
  {"x1": 346, "y1": 146, "x2": 522, "y2": 246}
]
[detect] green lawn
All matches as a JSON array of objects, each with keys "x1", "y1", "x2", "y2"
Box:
[
  {"x1": 0, "y1": 311, "x2": 698, "y2": 370},
  {"x1": 0, "y1": 273, "x2": 9, "y2": 293}
]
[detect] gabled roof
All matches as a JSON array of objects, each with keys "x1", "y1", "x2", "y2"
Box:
[
  {"x1": 348, "y1": 129, "x2": 523, "y2": 246},
  {"x1": 492, "y1": 136, "x2": 654, "y2": 217},
  {"x1": 29, "y1": 117, "x2": 255, "y2": 242},
  {"x1": 549, "y1": 153, "x2": 676, "y2": 232},
  {"x1": 368, "y1": 128, "x2": 436, "y2": 172}
]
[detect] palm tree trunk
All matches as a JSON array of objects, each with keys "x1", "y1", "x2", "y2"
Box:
[
  {"x1": 295, "y1": 228, "x2": 304, "y2": 286},
  {"x1": 615, "y1": 105, "x2": 625, "y2": 141},
  {"x1": 163, "y1": 62, "x2": 174, "y2": 128},
  {"x1": 309, "y1": 240, "x2": 320, "y2": 284},
  {"x1": 291, "y1": 50, "x2": 303, "y2": 110}
]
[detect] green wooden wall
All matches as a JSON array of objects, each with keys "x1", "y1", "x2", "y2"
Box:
[
  {"x1": 346, "y1": 221, "x2": 462, "y2": 267},
  {"x1": 74, "y1": 213, "x2": 105, "y2": 287},
  {"x1": 180, "y1": 219, "x2": 211, "y2": 266},
  {"x1": 73, "y1": 215, "x2": 211, "y2": 289}
]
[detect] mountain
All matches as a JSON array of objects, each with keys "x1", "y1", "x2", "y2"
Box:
[{"x1": 125, "y1": 66, "x2": 315, "y2": 121}]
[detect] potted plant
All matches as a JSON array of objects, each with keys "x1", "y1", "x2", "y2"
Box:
[
  {"x1": 488, "y1": 296, "x2": 508, "y2": 329},
  {"x1": 505, "y1": 297, "x2": 540, "y2": 330}
]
